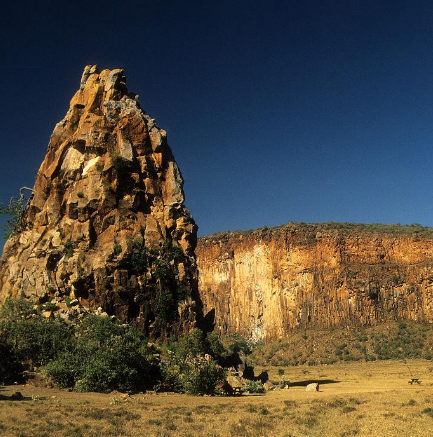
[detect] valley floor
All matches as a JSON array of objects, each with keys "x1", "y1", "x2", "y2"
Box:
[{"x1": 1, "y1": 359, "x2": 433, "y2": 437}]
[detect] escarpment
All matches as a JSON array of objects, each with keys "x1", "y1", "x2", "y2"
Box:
[
  {"x1": 197, "y1": 223, "x2": 433, "y2": 340},
  {"x1": 0, "y1": 65, "x2": 198, "y2": 336}
]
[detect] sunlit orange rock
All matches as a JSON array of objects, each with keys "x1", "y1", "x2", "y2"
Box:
[
  {"x1": 0, "y1": 65, "x2": 198, "y2": 336},
  {"x1": 197, "y1": 223, "x2": 433, "y2": 339}
]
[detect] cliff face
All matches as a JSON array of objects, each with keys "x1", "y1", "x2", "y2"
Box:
[
  {"x1": 0, "y1": 65, "x2": 198, "y2": 336},
  {"x1": 197, "y1": 223, "x2": 433, "y2": 339}
]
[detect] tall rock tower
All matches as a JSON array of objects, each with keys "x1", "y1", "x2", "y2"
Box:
[{"x1": 0, "y1": 65, "x2": 198, "y2": 336}]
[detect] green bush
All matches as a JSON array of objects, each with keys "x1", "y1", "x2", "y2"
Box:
[
  {"x1": 0, "y1": 196, "x2": 25, "y2": 238},
  {"x1": 221, "y1": 333, "x2": 252, "y2": 356},
  {"x1": 159, "y1": 329, "x2": 226, "y2": 395},
  {"x1": 278, "y1": 378, "x2": 290, "y2": 389},
  {"x1": 44, "y1": 351, "x2": 79, "y2": 388},
  {"x1": 242, "y1": 380, "x2": 265, "y2": 393},
  {"x1": 46, "y1": 316, "x2": 155, "y2": 393},
  {"x1": 0, "y1": 299, "x2": 73, "y2": 367},
  {"x1": 0, "y1": 298, "x2": 228, "y2": 395},
  {"x1": 174, "y1": 328, "x2": 207, "y2": 360},
  {"x1": 207, "y1": 332, "x2": 228, "y2": 363},
  {"x1": 177, "y1": 355, "x2": 225, "y2": 395}
]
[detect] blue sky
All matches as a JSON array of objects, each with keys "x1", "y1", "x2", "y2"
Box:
[{"x1": 2, "y1": 0, "x2": 433, "y2": 246}]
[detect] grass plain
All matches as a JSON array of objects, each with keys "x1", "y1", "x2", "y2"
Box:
[{"x1": 1, "y1": 359, "x2": 433, "y2": 436}]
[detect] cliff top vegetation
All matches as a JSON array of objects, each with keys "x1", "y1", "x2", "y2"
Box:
[{"x1": 200, "y1": 222, "x2": 433, "y2": 241}]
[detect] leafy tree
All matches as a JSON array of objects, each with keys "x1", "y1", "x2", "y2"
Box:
[
  {"x1": 159, "y1": 329, "x2": 226, "y2": 395},
  {"x1": 206, "y1": 332, "x2": 228, "y2": 363},
  {"x1": 46, "y1": 315, "x2": 156, "y2": 393},
  {"x1": 0, "y1": 299, "x2": 73, "y2": 367},
  {"x1": 0, "y1": 187, "x2": 33, "y2": 238}
]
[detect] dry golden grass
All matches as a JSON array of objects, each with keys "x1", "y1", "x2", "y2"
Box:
[{"x1": 1, "y1": 359, "x2": 433, "y2": 436}]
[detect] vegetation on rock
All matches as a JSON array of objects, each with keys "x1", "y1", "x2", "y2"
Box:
[
  {"x1": 0, "y1": 196, "x2": 25, "y2": 239},
  {"x1": 126, "y1": 237, "x2": 189, "y2": 328}
]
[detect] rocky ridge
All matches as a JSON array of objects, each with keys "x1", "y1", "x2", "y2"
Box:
[
  {"x1": 197, "y1": 223, "x2": 433, "y2": 339},
  {"x1": 0, "y1": 65, "x2": 198, "y2": 336}
]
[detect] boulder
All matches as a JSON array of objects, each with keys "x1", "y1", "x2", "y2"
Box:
[
  {"x1": 306, "y1": 383, "x2": 319, "y2": 392},
  {"x1": 263, "y1": 381, "x2": 275, "y2": 391}
]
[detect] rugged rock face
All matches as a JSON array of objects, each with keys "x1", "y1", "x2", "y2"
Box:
[
  {"x1": 0, "y1": 65, "x2": 198, "y2": 336},
  {"x1": 197, "y1": 223, "x2": 433, "y2": 339}
]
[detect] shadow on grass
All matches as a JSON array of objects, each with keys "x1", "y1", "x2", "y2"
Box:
[
  {"x1": 289, "y1": 379, "x2": 340, "y2": 387},
  {"x1": 0, "y1": 387, "x2": 36, "y2": 401},
  {"x1": 0, "y1": 394, "x2": 33, "y2": 401}
]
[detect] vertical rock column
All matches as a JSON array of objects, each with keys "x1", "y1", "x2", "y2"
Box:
[{"x1": 0, "y1": 65, "x2": 198, "y2": 337}]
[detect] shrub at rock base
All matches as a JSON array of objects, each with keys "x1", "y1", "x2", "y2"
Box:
[
  {"x1": 159, "y1": 329, "x2": 226, "y2": 395},
  {"x1": 45, "y1": 316, "x2": 157, "y2": 393},
  {"x1": 0, "y1": 339, "x2": 22, "y2": 384},
  {"x1": 0, "y1": 299, "x2": 73, "y2": 368},
  {"x1": 0, "y1": 299, "x2": 226, "y2": 395},
  {"x1": 242, "y1": 380, "x2": 265, "y2": 393}
]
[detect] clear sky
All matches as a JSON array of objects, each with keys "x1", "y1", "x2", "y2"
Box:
[{"x1": 2, "y1": 0, "x2": 433, "y2": 245}]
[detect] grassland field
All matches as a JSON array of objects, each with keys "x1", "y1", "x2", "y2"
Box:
[{"x1": 2, "y1": 359, "x2": 433, "y2": 437}]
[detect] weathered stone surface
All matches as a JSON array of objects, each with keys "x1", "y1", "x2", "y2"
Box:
[
  {"x1": 226, "y1": 375, "x2": 243, "y2": 388},
  {"x1": 0, "y1": 65, "x2": 198, "y2": 336},
  {"x1": 263, "y1": 381, "x2": 275, "y2": 391},
  {"x1": 197, "y1": 223, "x2": 433, "y2": 339}
]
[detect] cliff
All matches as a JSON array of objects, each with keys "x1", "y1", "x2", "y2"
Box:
[
  {"x1": 0, "y1": 65, "x2": 198, "y2": 336},
  {"x1": 197, "y1": 223, "x2": 433, "y2": 339}
]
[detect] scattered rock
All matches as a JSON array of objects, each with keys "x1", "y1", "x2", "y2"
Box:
[
  {"x1": 226, "y1": 375, "x2": 243, "y2": 389},
  {"x1": 264, "y1": 381, "x2": 275, "y2": 391},
  {"x1": 306, "y1": 383, "x2": 319, "y2": 392}
]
